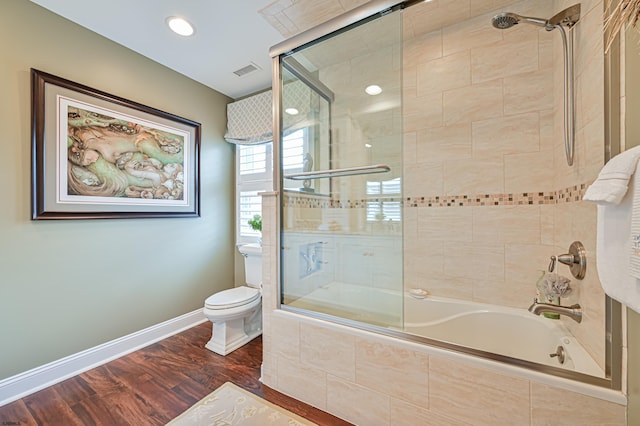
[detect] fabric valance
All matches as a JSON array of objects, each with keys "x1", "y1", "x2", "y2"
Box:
[
  {"x1": 224, "y1": 81, "x2": 314, "y2": 145},
  {"x1": 224, "y1": 90, "x2": 273, "y2": 145}
]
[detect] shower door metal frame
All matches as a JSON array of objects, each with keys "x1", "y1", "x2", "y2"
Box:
[
  {"x1": 603, "y1": 6, "x2": 623, "y2": 392},
  {"x1": 269, "y1": 0, "x2": 421, "y2": 58},
  {"x1": 280, "y1": 55, "x2": 334, "y2": 196},
  {"x1": 274, "y1": 1, "x2": 406, "y2": 329},
  {"x1": 270, "y1": 0, "x2": 623, "y2": 392}
]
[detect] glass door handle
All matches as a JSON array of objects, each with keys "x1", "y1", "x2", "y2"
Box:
[{"x1": 284, "y1": 164, "x2": 390, "y2": 180}]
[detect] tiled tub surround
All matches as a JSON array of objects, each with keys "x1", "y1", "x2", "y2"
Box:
[
  {"x1": 264, "y1": 0, "x2": 622, "y2": 423},
  {"x1": 263, "y1": 194, "x2": 626, "y2": 425}
]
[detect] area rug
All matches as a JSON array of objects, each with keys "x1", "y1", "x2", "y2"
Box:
[{"x1": 167, "y1": 382, "x2": 317, "y2": 425}]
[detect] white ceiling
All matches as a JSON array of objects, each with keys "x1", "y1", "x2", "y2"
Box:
[{"x1": 30, "y1": 0, "x2": 287, "y2": 100}]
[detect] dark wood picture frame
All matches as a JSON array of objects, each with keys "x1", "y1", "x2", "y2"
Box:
[{"x1": 31, "y1": 69, "x2": 200, "y2": 220}]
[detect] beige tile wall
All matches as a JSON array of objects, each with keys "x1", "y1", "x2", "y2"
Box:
[
  {"x1": 401, "y1": 0, "x2": 556, "y2": 327},
  {"x1": 401, "y1": 0, "x2": 607, "y2": 368}
]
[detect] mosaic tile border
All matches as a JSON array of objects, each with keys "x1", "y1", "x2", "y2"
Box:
[{"x1": 282, "y1": 183, "x2": 590, "y2": 208}]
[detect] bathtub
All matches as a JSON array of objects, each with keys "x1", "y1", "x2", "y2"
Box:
[{"x1": 286, "y1": 282, "x2": 604, "y2": 378}]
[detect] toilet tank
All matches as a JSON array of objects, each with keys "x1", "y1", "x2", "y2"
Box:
[{"x1": 238, "y1": 243, "x2": 262, "y2": 287}]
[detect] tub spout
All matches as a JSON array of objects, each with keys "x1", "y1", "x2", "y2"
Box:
[{"x1": 528, "y1": 299, "x2": 582, "y2": 323}]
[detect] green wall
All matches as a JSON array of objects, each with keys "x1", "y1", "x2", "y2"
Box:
[{"x1": 0, "y1": 1, "x2": 235, "y2": 380}]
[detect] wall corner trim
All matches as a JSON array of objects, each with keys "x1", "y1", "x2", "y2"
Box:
[{"x1": 0, "y1": 309, "x2": 207, "y2": 407}]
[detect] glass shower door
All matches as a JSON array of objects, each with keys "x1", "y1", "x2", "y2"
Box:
[{"x1": 278, "y1": 10, "x2": 404, "y2": 329}]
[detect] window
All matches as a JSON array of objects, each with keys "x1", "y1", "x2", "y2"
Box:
[
  {"x1": 366, "y1": 177, "x2": 402, "y2": 222},
  {"x1": 282, "y1": 129, "x2": 306, "y2": 191},
  {"x1": 236, "y1": 131, "x2": 308, "y2": 244},
  {"x1": 239, "y1": 143, "x2": 270, "y2": 179},
  {"x1": 236, "y1": 144, "x2": 273, "y2": 245},
  {"x1": 240, "y1": 147, "x2": 265, "y2": 174},
  {"x1": 239, "y1": 190, "x2": 263, "y2": 237}
]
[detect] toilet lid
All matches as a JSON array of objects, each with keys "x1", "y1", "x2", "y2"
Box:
[{"x1": 205, "y1": 286, "x2": 260, "y2": 309}]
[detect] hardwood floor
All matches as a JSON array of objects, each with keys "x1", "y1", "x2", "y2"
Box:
[{"x1": 0, "y1": 322, "x2": 352, "y2": 425}]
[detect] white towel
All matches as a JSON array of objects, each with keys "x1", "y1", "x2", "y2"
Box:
[
  {"x1": 583, "y1": 145, "x2": 640, "y2": 205},
  {"x1": 592, "y1": 161, "x2": 640, "y2": 313}
]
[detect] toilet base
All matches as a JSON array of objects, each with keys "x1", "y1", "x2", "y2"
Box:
[
  {"x1": 205, "y1": 325, "x2": 262, "y2": 355},
  {"x1": 204, "y1": 304, "x2": 262, "y2": 355}
]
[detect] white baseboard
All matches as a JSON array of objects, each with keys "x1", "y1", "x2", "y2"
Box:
[{"x1": 0, "y1": 309, "x2": 207, "y2": 407}]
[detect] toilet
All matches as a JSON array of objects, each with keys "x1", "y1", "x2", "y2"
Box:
[{"x1": 203, "y1": 243, "x2": 262, "y2": 355}]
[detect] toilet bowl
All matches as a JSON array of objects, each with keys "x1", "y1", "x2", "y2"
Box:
[{"x1": 203, "y1": 243, "x2": 262, "y2": 355}]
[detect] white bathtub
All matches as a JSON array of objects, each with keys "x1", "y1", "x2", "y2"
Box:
[
  {"x1": 403, "y1": 294, "x2": 603, "y2": 377},
  {"x1": 286, "y1": 283, "x2": 604, "y2": 378}
]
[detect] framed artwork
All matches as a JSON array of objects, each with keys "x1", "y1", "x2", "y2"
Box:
[{"x1": 31, "y1": 69, "x2": 200, "y2": 219}]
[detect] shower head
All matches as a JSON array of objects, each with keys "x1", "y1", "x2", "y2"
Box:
[{"x1": 491, "y1": 12, "x2": 549, "y2": 29}]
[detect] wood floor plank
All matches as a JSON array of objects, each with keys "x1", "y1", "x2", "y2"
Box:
[
  {"x1": 76, "y1": 364, "x2": 127, "y2": 396},
  {"x1": 23, "y1": 387, "x2": 84, "y2": 426},
  {"x1": 102, "y1": 388, "x2": 168, "y2": 425},
  {"x1": 54, "y1": 376, "x2": 96, "y2": 405},
  {"x1": 0, "y1": 322, "x2": 351, "y2": 425},
  {"x1": 106, "y1": 351, "x2": 189, "y2": 391},
  {"x1": 68, "y1": 392, "x2": 134, "y2": 426},
  {"x1": 0, "y1": 399, "x2": 37, "y2": 426},
  {"x1": 112, "y1": 369, "x2": 191, "y2": 421},
  {"x1": 168, "y1": 378, "x2": 213, "y2": 408}
]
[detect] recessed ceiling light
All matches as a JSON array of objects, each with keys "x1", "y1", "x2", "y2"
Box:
[
  {"x1": 167, "y1": 17, "x2": 195, "y2": 37},
  {"x1": 365, "y1": 85, "x2": 382, "y2": 96},
  {"x1": 285, "y1": 108, "x2": 299, "y2": 115},
  {"x1": 365, "y1": 143, "x2": 372, "y2": 148}
]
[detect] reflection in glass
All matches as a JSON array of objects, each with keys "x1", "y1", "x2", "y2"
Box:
[{"x1": 280, "y1": 10, "x2": 404, "y2": 329}]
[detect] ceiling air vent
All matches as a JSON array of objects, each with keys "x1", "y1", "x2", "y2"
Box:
[{"x1": 233, "y1": 62, "x2": 261, "y2": 77}]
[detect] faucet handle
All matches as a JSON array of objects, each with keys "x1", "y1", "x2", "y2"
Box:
[
  {"x1": 548, "y1": 241, "x2": 586, "y2": 280},
  {"x1": 550, "y1": 253, "x2": 578, "y2": 271},
  {"x1": 556, "y1": 253, "x2": 578, "y2": 267}
]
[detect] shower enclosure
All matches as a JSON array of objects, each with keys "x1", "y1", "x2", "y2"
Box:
[
  {"x1": 277, "y1": 9, "x2": 404, "y2": 330},
  {"x1": 271, "y1": 0, "x2": 621, "y2": 390}
]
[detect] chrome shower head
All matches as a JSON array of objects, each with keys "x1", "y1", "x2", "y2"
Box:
[
  {"x1": 491, "y1": 12, "x2": 519, "y2": 29},
  {"x1": 491, "y1": 12, "x2": 549, "y2": 29}
]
